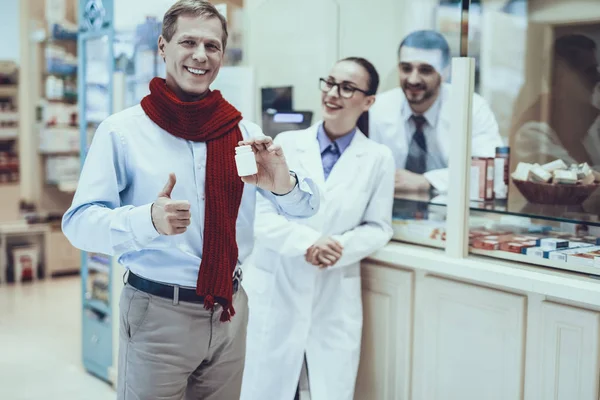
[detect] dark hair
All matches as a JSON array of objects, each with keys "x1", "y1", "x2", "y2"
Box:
[
  {"x1": 554, "y1": 34, "x2": 597, "y2": 69},
  {"x1": 339, "y1": 57, "x2": 379, "y2": 136},
  {"x1": 398, "y1": 30, "x2": 451, "y2": 68},
  {"x1": 162, "y1": 0, "x2": 229, "y2": 49}
]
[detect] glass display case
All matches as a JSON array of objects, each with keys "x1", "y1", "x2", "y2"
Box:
[
  {"x1": 392, "y1": 190, "x2": 600, "y2": 276},
  {"x1": 391, "y1": 0, "x2": 600, "y2": 278}
]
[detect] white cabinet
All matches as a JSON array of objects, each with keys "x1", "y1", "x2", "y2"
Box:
[
  {"x1": 46, "y1": 228, "x2": 80, "y2": 276},
  {"x1": 356, "y1": 261, "x2": 413, "y2": 400},
  {"x1": 535, "y1": 302, "x2": 600, "y2": 400},
  {"x1": 412, "y1": 276, "x2": 526, "y2": 400}
]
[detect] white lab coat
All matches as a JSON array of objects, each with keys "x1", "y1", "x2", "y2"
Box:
[
  {"x1": 240, "y1": 124, "x2": 395, "y2": 400},
  {"x1": 369, "y1": 84, "x2": 503, "y2": 192}
]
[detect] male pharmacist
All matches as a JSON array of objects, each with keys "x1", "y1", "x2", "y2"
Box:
[
  {"x1": 370, "y1": 30, "x2": 502, "y2": 192},
  {"x1": 61, "y1": 1, "x2": 319, "y2": 399}
]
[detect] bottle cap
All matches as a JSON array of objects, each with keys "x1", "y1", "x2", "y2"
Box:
[{"x1": 495, "y1": 146, "x2": 510, "y2": 155}]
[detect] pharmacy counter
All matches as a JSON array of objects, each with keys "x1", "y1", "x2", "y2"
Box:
[{"x1": 355, "y1": 241, "x2": 600, "y2": 400}]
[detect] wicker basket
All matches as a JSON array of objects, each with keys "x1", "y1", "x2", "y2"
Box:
[{"x1": 512, "y1": 179, "x2": 600, "y2": 205}]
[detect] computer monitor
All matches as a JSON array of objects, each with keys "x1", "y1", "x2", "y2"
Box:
[
  {"x1": 261, "y1": 111, "x2": 313, "y2": 138},
  {"x1": 261, "y1": 86, "x2": 293, "y2": 112}
]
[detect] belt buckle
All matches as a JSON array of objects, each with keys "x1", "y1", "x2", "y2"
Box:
[
  {"x1": 232, "y1": 268, "x2": 242, "y2": 293},
  {"x1": 173, "y1": 285, "x2": 180, "y2": 305}
]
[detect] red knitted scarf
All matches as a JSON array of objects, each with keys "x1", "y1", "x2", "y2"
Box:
[{"x1": 141, "y1": 77, "x2": 243, "y2": 322}]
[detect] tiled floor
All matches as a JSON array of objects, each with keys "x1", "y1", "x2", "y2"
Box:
[{"x1": 0, "y1": 276, "x2": 116, "y2": 400}]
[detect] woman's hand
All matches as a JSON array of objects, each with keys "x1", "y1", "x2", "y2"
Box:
[{"x1": 305, "y1": 237, "x2": 344, "y2": 268}]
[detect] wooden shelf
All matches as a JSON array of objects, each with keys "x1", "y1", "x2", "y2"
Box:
[
  {"x1": 0, "y1": 85, "x2": 17, "y2": 97},
  {"x1": 57, "y1": 181, "x2": 78, "y2": 193},
  {"x1": 39, "y1": 150, "x2": 79, "y2": 156},
  {"x1": 0, "y1": 128, "x2": 18, "y2": 140}
]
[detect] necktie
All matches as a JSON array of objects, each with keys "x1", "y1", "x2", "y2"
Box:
[
  {"x1": 404, "y1": 115, "x2": 428, "y2": 174},
  {"x1": 322, "y1": 142, "x2": 340, "y2": 180}
]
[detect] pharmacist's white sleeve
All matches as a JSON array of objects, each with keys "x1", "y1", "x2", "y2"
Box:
[
  {"x1": 61, "y1": 121, "x2": 160, "y2": 256},
  {"x1": 330, "y1": 147, "x2": 395, "y2": 268}
]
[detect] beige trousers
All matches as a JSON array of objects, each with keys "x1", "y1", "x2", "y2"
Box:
[{"x1": 117, "y1": 283, "x2": 249, "y2": 400}]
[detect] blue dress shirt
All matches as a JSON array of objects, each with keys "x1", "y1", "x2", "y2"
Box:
[{"x1": 62, "y1": 105, "x2": 320, "y2": 287}]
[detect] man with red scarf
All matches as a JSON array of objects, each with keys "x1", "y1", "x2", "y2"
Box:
[{"x1": 61, "y1": 1, "x2": 320, "y2": 399}]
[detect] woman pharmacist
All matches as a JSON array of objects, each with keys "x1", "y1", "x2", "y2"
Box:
[{"x1": 240, "y1": 57, "x2": 395, "y2": 400}]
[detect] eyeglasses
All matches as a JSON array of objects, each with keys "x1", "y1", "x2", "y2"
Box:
[{"x1": 319, "y1": 78, "x2": 370, "y2": 99}]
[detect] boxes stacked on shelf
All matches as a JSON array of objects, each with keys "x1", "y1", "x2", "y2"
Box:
[
  {"x1": 393, "y1": 214, "x2": 600, "y2": 265},
  {"x1": 49, "y1": 21, "x2": 78, "y2": 41},
  {"x1": 0, "y1": 60, "x2": 18, "y2": 85},
  {"x1": 37, "y1": 19, "x2": 80, "y2": 193},
  {"x1": 45, "y1": 44, "x2": 77, "y2": 77},
  {"x1": 45, "y1": 156, "x2": 79, "y2": 185},
  {"x1": 512, "y1": 159, "x2": 596, "y2": 185},
  {"x1": 0, "y1": 102, "x2": 18, "y2": 140},
  {"x1": 0, "y1": 151, "x2": 19, "y2": 183},
  {"x1": 11, "y1": 245, "x2": 40, "y2": 283},
  {"x1": 469, "y1": 146, "x2": 511, "y2": 202},
  {"x1": 0, "y1": 61, "x2": 19, "y2": 184},
  {"x1": 39, "y1": 126, "x2": 79, "y2": 153},
  {"x1": 43, "y1": 101, "x2": 78, "y2": 128},
  {"x1": 46, "y1": 75, "x2": 77, "y2": 103}
]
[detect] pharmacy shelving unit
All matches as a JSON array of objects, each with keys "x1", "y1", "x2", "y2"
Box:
[
  {"x1": 0, "y1": 63, "x2": 21, "y2": 223},
  {"x1": 77, "y1": 0, "x2": 116, "y2": 383}
]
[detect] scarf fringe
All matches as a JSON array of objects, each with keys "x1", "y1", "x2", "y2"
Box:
[
  {"x1": 220, "y1": 304, "x2": 236, "y2": 322},
  {"x1": 203, "y1": 294, "x2": 236, "y2": 323},
  {"x1": 204, "y1": 295, "x2": 215, "y2": 311}
]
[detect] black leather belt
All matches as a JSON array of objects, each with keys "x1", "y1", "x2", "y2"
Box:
[{"x1": 127, "y1": 269, "x2": 242, "y2": 304}]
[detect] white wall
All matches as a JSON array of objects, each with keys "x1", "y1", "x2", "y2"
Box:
[
  {"x1": 0, "y1": 0, "x2": 21, "y2": 63},
  {"x1": 114, "y1": 0, "x2": 174, "y2": 31},
  {"x1": 246, "y1": 0, "x2": 439, "y2": 122}
]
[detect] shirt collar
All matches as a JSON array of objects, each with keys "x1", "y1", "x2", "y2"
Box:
[
  {"x1": 401, "y1": 89, "x2": 442, "y2": 128},
  {"x1": 317, "y1": 122, "x2": 356, "y2": 154}
]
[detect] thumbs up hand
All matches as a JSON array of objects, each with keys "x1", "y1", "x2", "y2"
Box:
[{"x1": 151, "y1": 173, "x2": 191, "y2": 235}]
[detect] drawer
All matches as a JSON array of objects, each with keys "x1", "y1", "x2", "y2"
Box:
[{"x1": 82, "y1": 308, "x2": 112, "y2": 369}]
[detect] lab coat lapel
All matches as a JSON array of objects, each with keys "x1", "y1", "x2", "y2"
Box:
[
  {"x1": 325, "y1": 130, "x2": 368, "y2": 191},
  {"x1": 436, "y1": 86, "x2": 451, "y2": 163},
  {"x1": 296, "y1": 124, "x2": 326, "y2": 188},
  {"x1": 392, "y1": 91, "x2": 409, "y2": 168}
]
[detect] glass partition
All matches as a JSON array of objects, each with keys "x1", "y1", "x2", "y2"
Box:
[
  {"x1": 385, "y1": 2, "x2": 466, "y2": 250},
  {"x1": 385, "y1": 0, "x2": 600, "y2": 276},
  {"x1": 464, "y1": 0, "x2": 600, "y2": 275}
]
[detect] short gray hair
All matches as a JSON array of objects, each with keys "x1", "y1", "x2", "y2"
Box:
[{"x1": 162, "y1": 0, "x2": 228, "y2": 49}]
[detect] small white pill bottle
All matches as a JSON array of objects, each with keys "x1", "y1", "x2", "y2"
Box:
[{"x1": 235, "y1": 145, "x2": 258, "y2": 176}]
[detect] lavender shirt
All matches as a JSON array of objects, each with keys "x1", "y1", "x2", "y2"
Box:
[{"x1": 317, "y1": 123, "x2": 357, "y2": 179}]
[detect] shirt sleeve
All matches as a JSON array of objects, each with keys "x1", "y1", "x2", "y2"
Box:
[
  {"x1": 258, "y1": 167, "x2": 320, "y2": 218},
  {"x1": 330, "y1": 148, "x2": 395, "y2": 268},
  {"x1": 61, "y1": 120, "x2": 160, "y2": 256},
  {"x1": 242, "y1": 121, "x2": 321, "y2": 218}
]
